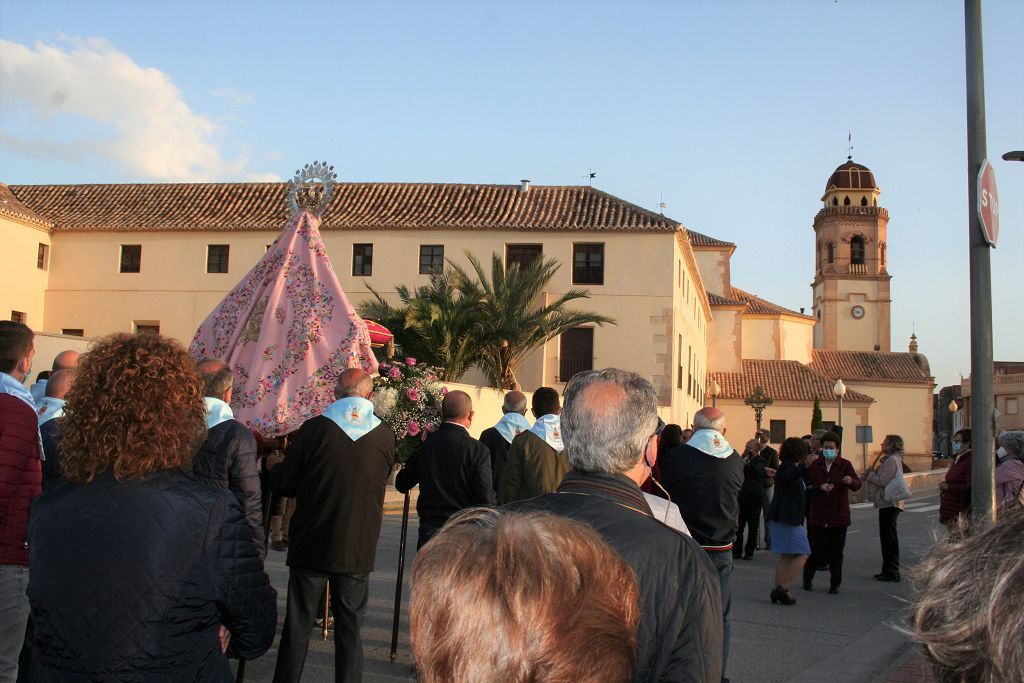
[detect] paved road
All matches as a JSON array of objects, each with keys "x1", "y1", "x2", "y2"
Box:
[{"x1": 238, "y1": 492, "x2": 943, "y2": 682}]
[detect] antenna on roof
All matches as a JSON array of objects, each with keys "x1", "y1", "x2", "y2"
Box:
[
  {"x1": 847, "y1": 130, "x2": 854, "y2": 161},
  {"x1": 582, "y1": 169, "x2": 597, "y2": 186},
  {"x1": 658, "y1": 191, "x2": 667, "y2": 215}
]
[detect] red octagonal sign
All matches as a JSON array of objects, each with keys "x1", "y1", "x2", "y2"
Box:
[{"x1": 978, "y1": 158, "x2": 999, "y2": 247}]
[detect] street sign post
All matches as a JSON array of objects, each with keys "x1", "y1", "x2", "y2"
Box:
[{"x1": 978, "y1": 158, "x2": 999, "y2": 247}]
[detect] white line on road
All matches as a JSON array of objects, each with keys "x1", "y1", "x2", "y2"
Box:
[
  {"x1": 906, "y1": 504, "x2": 940, "y2": 513},
  {"x1": 851, "y1": 502, "x2": 874, "y2": 509}
]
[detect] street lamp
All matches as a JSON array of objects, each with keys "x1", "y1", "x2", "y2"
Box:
[
  {"x1": 833, "y1": 378, "x2": 847, "y2": 427},
  {"x1": 744, "y1": 386, "x2": 773, "y2": 433},
  {"x1": 709, "y1": 379, "x2": 721, "y2": 408},
  {"x1": 948, "y1": 400, "x2": 960, "y2": 457}
]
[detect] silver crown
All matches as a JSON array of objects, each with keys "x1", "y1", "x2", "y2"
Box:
[{"x1": 286, "y1": 160, "x2": 338, "y2": 217}]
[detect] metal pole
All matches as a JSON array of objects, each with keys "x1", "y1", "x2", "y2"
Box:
[
  {"x1": 838, "y1": 395, "x2": 843, "y2": 427},
  {"x1": 321, "y1": 582, "x2": 330, "y2": 641},
  {"x1": 965, "y1": 0, "x2": 996, "y2": 526},
  {"x1": 390, "y1": 492, "x2": 411, "y2": 662}
]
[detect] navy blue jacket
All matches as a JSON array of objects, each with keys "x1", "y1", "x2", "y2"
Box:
[{"x1": 28, "y1": 469, "x2": 277, "y2": 681}]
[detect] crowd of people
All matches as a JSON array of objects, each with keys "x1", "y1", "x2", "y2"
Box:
[{"x1": 2, "y1": 320, "x2": 1023, "y2": 682}]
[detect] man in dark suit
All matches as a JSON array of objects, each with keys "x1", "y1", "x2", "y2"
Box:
[
  {"x1": 756, "y1": 430, "x2": 780, "y2": 550},
  {"x1": 396, "y1": 390, "x2": 495, "y2": 549},
  {"x1": 478, "y1": 390, "x2": 530, "y2": 502},
  {"x1": 268, "y1": 369, "x2": 396, "y2": 683}
]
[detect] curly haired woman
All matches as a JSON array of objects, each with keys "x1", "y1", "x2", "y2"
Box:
[{"x1": 27, "y1": 333, "x2": 276, "y2": 681}]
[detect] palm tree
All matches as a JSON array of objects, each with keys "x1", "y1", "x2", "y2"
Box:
[
  {"x1": 451, "y1": 252, "x2": 615, "y2": 390},
  {"x1": 357, "y1": 270, "x2": 483, "y2": 382}
]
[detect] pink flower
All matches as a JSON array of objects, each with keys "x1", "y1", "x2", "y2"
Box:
[
  {"x1": 405, "y1": 357, "x2": 417, "y2": 366},
  {"x1": 407, "y1": 388, "x2": 421, "y2": 401},
  {"x1": 425, "y1": 423, "x2": 438, "y2": 433},
  {"x1": 407, "y1": 421, "x2": 421, "y2": 436},
  {"x1": 441, "y1": 386, "x2": 449, "y2": 395},
  {"x1": 421, "y1": 431, "x2": 428, "y2": 442},
  {"x1": 388, "y1": 367, "x2": 401, "y2": 379}
]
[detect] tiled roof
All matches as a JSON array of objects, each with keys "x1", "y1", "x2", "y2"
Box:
[
  {"x1": 729, "y1": 287, "x2": 815, "y2": 320},
  {"x1": 7, "y1": 182, "x2": 682, "y2": 233},
  {"x1": 687, "y1": 229, "x2": 734, "y2": 247},
  {"x1": 707, "y1": 292, "x2": 745, "y2": 307},
  {"x1": 709, "y1": 360, "x2": 874, "y2": 403},
  {"x1": 0, "y1": 184, "x2": 52, "y2": 228},
  {"x1": 811, "y1": 350, "x2": 932, "y2": 384}
]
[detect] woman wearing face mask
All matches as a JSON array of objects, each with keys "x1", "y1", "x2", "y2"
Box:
[
  {"x1": 939, "y1": 429, "x2": 972, "y2": 534},
  {"x1": 802, "y1": 432, "x2": 861, "y2": 593},
  {"x1": 864, "y1": 434, "x2": 907, "y2": 582},
  {"x1": 994, "y1": 430, "x2": 1024, "y2": 507}
]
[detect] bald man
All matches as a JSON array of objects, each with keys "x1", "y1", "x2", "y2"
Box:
[
  {"x1": 659, "y1": 407, "x2": 744, "y2": 682},
  {"x1": 30, "y1": 349, "x2": 80, "y2": 404},
  {"x1": 396, "y1": 390, "x2": 495, "y2": 549},
  {"x1": 479, "y1": 390, "x2": 531, "y2": 502},
  {"x1": 36, "y1": 368, "x2": 75, "y2": 426},
  {"x1": 268, "y1": 368, "x2": 396, "y2": 683}
]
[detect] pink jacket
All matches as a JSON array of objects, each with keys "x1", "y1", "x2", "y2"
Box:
[{"x1": 995, "y1": 458, "x2": 1024, "y2": 506}]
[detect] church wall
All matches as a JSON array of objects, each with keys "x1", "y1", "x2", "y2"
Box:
[
  {"x1": 708, "y1": 308, "x2": 742, "y2": 373},
  {"x1": 741, "y1": 318, "x2": 778, "y2": 360},
  {"x1": 844, "y1": 381, "x2": 934, "y2": 458},
  {"x1": 778, "y1": 317, "x2": 814, "y2": 364},
  {"x1": 833, "y1": 280, "x2": 885, "y2": 352},
  {"x1": 711, "y1": 398, "x2": 869, "y2": 447},
  {"x1": 691, "y1": 248, "x2": 730, "y2": 296},
  {"x1": 1, "y1": 215, "x2": 51, "y2": 329}
]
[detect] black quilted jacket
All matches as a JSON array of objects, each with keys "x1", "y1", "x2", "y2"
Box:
[{"x1": 27, "y1": 469, "x2": 277, "y2": 681}]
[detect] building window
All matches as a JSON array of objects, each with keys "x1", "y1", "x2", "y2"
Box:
[
  {"x1": 880, "y1": 243, "x2": 887, "y2": 268},
  {"x1": 827, "y1": 242, "x2": 834, "y2": 264},
  {"x1": 134, "y1": 321, "x2": 160, "y2": 334},
  {"x1": 843, "y1": 196, "x2": 851, "y2": 206},
  {"x1": 851, "y1": 236, "x2": 865, "y2": 265},
  {"x1": 687, "y1": 346, "x2": 693, "y2": 397},
  {"x1": 572, "y1": 243, "x2": 604, "y2": 285},
  {"x1": 832, "y1": 197, "x2": 838, "y2": 206},
  {"x1": 861, "y1": 196, "x2": 868, "y2": 206},
  {"x1": 37, "y1": 243, "x2": 49, "y2": 270},
  {"x1": 1007, "y1": 398, "x2": 1019, "y2": 415},
  {"x1": 206, "y1": 245, "x2": 230, "y2": 273},
  {"x1": 120, "y1": 244, "x2": 142, "y2": 273},
  {"x1": 353, "y1": 244, "x2": 373, "y2": 276},
  {"x1": 419, "y1": 245, "x2": 444, "y2": 274},
  {"x1": 559, "y1": 327, "x2": 594, "y2": 382},
  {"x1": 677, "y1": 334, "x2": 683, "y2": 389},
  {"x1": 506, "y1": 244, "x2": 543, "y2": 272},
  {"x1": 10, "y1": 311, "x2": 26, "y2": 324},
  {"x1": 61, "y1": 328, "x2": 84, "y2": 337},
  {"x1": 769, "y1": 420, "x2": 787, "y2": 444}
]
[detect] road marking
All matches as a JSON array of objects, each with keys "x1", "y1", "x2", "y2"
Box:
[
  {"x1": 906, "y1": 504, "x2": 940, "y2": 513},
  {"x1": 851, "y1": 502, "x2": 874, "y2": 509},
  {"x1": 903, "y1": 502, "x2": 931, "y2": 509}
]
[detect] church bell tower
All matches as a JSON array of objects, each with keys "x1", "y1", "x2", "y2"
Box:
[{"x1": 811, "y1": 159, "x2": 892, "y2": 352}]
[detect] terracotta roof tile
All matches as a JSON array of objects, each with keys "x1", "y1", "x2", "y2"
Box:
[
  {"x1": 709, "y1": 360, "x2": 874, "y2": 403},
  {"x1": 687, "y1": 229, "x2": 734, "y2": 247},
  {"x1": 810, "y1": 350, "x2": 932, "y2": 384},
  {"x1": 7, "y1": 182, "x2": 682, "y2": 233},
  {"x1": 730, "y1": 287, "x2": 815, "y2": 320},
  {"x1": 707, "y1": 292, "x2": 745, "y2": 307},
  {"x1": 0, "y1": 184, "x2": 52, "y2": 228}
]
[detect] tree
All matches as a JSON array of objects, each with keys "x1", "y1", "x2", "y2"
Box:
[
  {"x1": 811, "y1": 396, "x2": 823, "y2": 432},
  {"x1": 452, "y1": 252, "x2": 615, "y2": 390},
  {"x1": 356, "y1": 269, "x2": 483, "y2": 382}
]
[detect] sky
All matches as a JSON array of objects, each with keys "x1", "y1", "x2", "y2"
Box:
[{"x1": 1, "y1": 0, "x2": 1022, "y2": 391}]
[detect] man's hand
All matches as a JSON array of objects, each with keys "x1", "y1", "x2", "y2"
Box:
[
  {"x1": 219, "y1": 625, "x2": 231, "y2": 654},
  {"x1": 939, "y1": 481, "x2": 949, "y2": 492},
  {"x1": 821, "y1": 482, "x2": 835, "y2": 493},
  {"x1": 265, "y1": 451, "x2": 285, "y2": 470},
  {"x1": 840, "y1": 475, "x2": 852, "y2": 485}
]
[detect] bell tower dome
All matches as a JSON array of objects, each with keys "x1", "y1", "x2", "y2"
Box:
[{"x1": 811, "y1": 158, "x2": 892, "y2": 352}]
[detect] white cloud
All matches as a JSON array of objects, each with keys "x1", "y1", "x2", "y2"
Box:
[
  {"x1": 211, "y1": 86, "x2": 255, "y2": 106},
  {"x1": 0, "y1": 37, "x2": 278, "y2": 181}
]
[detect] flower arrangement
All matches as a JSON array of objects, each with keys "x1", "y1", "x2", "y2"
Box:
[{"x1": 371, "y1": 357, "x2": 447, "y2": 463}]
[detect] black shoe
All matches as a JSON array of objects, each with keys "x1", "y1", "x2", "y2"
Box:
[
  {"x1": 742, "y1": 554, "x2": 754, "y2": 561},
  {"x1": 828, "y1": 586, "x2": 839, "y2": 594},
  {"x1": 802, "y1": 580, "x2": 813, "y2": 591},
  {"x1": 771, "y1": 586, "x2": 797, "y2": 605},
  {"x1": 875, "y1": 573, "x2": 900, "y2": 582}
]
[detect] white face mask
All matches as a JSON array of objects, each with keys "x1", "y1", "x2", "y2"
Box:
[{"x1": 997, "y1": 446, "x2": 1007, "y2": 460}]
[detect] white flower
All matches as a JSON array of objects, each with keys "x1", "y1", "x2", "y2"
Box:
[{"x1": 371, "y1": 387, "x2": 398, "y2": 417}]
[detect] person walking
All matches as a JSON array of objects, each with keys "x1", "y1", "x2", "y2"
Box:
[
  {"x1": 502, "y1": 387, "x2": 567, "y2": 503},
  {"x1": 994, "y1": 431, "x2": 1024, "y2": 507},
  {"x1": 478, "y1": 390, "x2": 531, "y2": 503},
  {"x1": 939, "y1": 429, "x2": 972, "y2": 534},
  {"x1": 767, "y1": 437, "x2": 813, "y2": 606},
  {"x1": 864, "y1": 434, "x2": 907, "y2": 582},
  {"x1": 735, "y1": 439, "x2": 769, "y2": 561},
  {"x1": 802, "y1": 432, "x2": 861, "y2": 593}
]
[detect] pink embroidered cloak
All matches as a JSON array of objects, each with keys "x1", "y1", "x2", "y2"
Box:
[{"x1": 189, "y1": 210, "x2": 378, "y2": 436}]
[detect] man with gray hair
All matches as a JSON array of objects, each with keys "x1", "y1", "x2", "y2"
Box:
[
  {"x1": 660, "y1": 407, "x2": 744, "y2": 683},
  {"x1": 506, "y1": 369, "x2": 722, "y2": 683},
  {"x1": 479, "y1": 390, "x2": 531, "y2": 502}
]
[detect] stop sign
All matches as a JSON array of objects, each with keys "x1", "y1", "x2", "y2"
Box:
[{"x1": 978, "y1": 158, "x2": 999, "y2": 247}]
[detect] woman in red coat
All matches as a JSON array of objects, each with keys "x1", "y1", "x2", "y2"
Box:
[
  {"x1": 939, "y1": 429, "x2": 972, "y2": 534},
  {"x1": 802, "y1": 432, "x2": 861, "y2": 594}
]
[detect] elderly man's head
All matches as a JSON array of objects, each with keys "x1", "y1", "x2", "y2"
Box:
[
  {"x1": 335, "y1": 369, "x2": 374, "y2": 400},
  {"x1": 52, "y1": 349, "x2": 80, "y2": 372},
  {"x1": 693, "y1": 407, "x2": 726, "y2": 434},
  {"x1": 502, "y1": 390, "x2": 528, "y2": 416},
  {"x1": 45, "y1": 368, "x2": 76, "y2": 400},
  {"x1": 442, "y1": 390, "x2": 474, "y2": 426},
  {"x1": 197, "y1": 359, "x2": 233, "y2": 401},
  {"x1": 561, "y1": 369, "x2": 658, "y2": 475}
]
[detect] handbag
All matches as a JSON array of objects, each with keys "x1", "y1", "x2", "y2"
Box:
[{"x1": 883, "y1": 465, "x2": 912, "y2": 504}]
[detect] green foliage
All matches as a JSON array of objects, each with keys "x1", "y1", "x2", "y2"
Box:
[{"x1": 811, "y1": 396, "x2": 823, "y2": 432}]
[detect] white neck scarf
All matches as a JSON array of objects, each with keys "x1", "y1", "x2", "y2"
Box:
[
  {"x1": 494, "y1": 412, "x2": 531, "y2": 444},
  {"x1": 37, "y1": 397, "x2": 66, "y2": 425},
  {"x1": 687, "y1": 429, "x2": 733, "y2": 458},
  {"x1": 528, "y1": 414, "x2": 563, "y2": 452},
  {"x1": 323, "y1": 396, "x2": 381, "y2": 441},
  {"x1": 204, "y1": 397, "x2": 235, "y2": 429},
  {"x1": 1, "y1": 372, "x2": 35, "y2": 410}
]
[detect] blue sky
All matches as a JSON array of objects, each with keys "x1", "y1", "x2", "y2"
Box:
[{"x1": 2, "y1": 0, "x2": 1022, "y2": 390}]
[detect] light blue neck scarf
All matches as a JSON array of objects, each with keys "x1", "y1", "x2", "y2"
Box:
[
  {"x1": 529, "y1": 414, "x2": 563, "y2": 452},
  {"x1": 204, "y1": 397, "x2": 235, "y2": 429},
  {"x1": 1, "y1": 372, "x2": 35, "y2": 410},
  {"x1": 688, "y1": 429, "x2": 734, "y2": 458},
  {"x1": 323, "y1": 396, "x2": 381, "y2": 441},
  {"x1": 37, "y1": 397, "x2": 66, "y2": 425},
  {"x1": 494, "y1": 412, "x2": 531, "y2": 444}
]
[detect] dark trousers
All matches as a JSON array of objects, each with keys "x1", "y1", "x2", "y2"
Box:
[
  {"x1": 878, "y1": 507, "x2": 902, "y2": 577},
  {"x1": 416, "y1": 521, "x2": 443, "y2": 550},
  {"x1": 803, "y1": 525, "x2": 848, "y2": 588},
  {"x1": 761, "y1": 486, "x2": 774, "y2": 546},
  {"x1": 705, "y1": 549, "x2": 733, "y2": 683},
  {"x1": 273, "y1": 569, "x2": 369, "y2": 683},
  {"x1": 734, "y1": 496, "x2": 762, "y2": 558}
]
